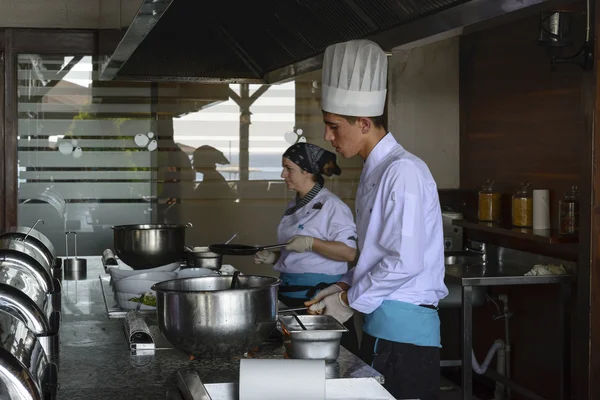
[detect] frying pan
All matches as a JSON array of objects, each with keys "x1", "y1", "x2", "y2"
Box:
[{"x1": 208, "y1": 243, "x2": 286, "y2": 256}]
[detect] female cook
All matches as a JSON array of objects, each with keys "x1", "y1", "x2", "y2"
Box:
[{"x1": 253, "y1": 143, "x2": 358, "y2": 307}]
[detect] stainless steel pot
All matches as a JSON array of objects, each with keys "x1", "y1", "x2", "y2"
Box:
[
  {"x1": 112, "y1": 223, "x2": 191, "y2": 270},
  {"x1": 152, "y1": 275, "x2": 280, "y2": 356},
  {"x1": 186, "y1": 247, "x2": 222, "y2": 270}
]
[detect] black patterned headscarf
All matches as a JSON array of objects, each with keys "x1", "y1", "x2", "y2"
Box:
[{"x1": 283, "y1": 143, "x2": 341, "y2": 185}]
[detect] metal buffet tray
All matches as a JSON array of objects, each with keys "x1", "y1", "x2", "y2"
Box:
[
  {"x1": 279, "y1": 315, "x2": 348, "y2": 362},
  {"x1": 99, "y1": 275, "x2": 157, "y2": 319}
]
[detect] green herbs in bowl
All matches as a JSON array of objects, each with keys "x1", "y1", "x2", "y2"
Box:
[{"x1": 129, "y1": 292, "x2": 157, "y2": 307}]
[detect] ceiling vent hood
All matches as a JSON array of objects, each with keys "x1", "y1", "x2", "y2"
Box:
[{"x1": 100, "y1": 0, "x2": 567, "y2": 84}]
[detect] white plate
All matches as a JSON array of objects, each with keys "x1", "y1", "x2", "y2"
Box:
[
  {"x1": 113, "y1": 272, "x2": 176, "y2": 293},
  {"x1": 109, "y1": 262, "x2": 180, "y2": 282},
  {"x1": 109, "y1": 268, "x2": 145, "y2": 281}
]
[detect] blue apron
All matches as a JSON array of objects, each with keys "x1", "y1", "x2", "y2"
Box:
[
  {"x1": 363, "y1": 300, "x2": 441, "y2": 348},
  {"x1": 279, "y1": 272, "x2": 342, "y2": 299}
]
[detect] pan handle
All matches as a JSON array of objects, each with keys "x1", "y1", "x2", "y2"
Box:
[
  {"x1": 279, "y1": 306, "x2": 308, "y2": 313},
  {"x1": 259, "y1": 244, "x2": 287, "y2": 251}
]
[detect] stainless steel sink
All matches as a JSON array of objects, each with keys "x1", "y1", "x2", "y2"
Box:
[
  {"x1": 444, "y1": 251, "x2": 484, "y2": 266},
  {"x1": 439, "y1": 283, "x2": 487, "y2": 308},
  {"x1": 440, "y1": 251, "x2": 487, "y2": 308}
]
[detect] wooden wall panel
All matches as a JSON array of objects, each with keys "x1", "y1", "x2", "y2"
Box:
[
  {"x1": 458, "y1": 3, "x2": 587, "y2": 399},
  {"x1": 460, "y1": 10, "x2": 585, "y2": 229}
]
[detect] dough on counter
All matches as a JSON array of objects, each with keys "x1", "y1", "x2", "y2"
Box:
[{"x1": 524, "y1": 264, "x2": 567, "y2": 276}]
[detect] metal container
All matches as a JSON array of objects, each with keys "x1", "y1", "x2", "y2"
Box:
[
  {"x1": 8, "y1": 225, "x2": 56, "y2": 260},
  {"x1": 186, "y1": 247, "x2": 222, "y2": 270},
  {"x1": 279, "y1": 315, "x2": 348, "y2": 362},
  {"x1": 112, "y1": 224, "x2": 191, "y2": 269},
  {"x1": 0, "y1": 283, "x2": 54, "y2": 336},
  {"x1": 0, "y1": 284, "x2": 60, "y2": 361},
  {"x1": 0, "y1": 248, "x2": 59, "y2": 333},
  {"x1": 0, "y1": 249, "x2": 56, "y2": 295},
  {"x1": 63, "y1": 232, "x2": 87, "y2": 281},
  {"x1": 152, "y1": 275, "x2": 280, "y2": 356},
  {"x1": 0, "y1": 231, "x2": 56, "y2": 270},
  {"x1": 441, "y1": 210, "x2": 463, "y2": 252},
  {"x1": 0, "y1": 236, "x2": 53, "y2": 274},
  {"x1": 0, "y1": 310, "x2": 54, "y2": 400}
]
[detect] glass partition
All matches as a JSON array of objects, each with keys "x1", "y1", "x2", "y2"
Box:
[
  {"x1": 17, "y1": 56, "x2": 362, "y2": 274},
  {"x1": 17, "y1": 55, "x2": 154, "y2": 255}
]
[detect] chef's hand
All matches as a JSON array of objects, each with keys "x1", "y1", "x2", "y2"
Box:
[
  {"x1": 307, "y1": 292, "x2": 354, "y2": 323},
  {"x1": 304, "y1": 283, "x2": 343, "y2": 307},
  {"x1": 253, "y1": 250, "x2": 276, "y2": 264},
  {"x1": 285, "y1": 235, "x2": 314, "y2": 253}
]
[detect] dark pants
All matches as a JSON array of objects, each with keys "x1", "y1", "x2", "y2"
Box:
[
  {"x1": 361, "y1": 332, "x2": 440, "y2": 400},
  {"x1": 279, "y1": 294, "x2": 360, "y2": 357}
]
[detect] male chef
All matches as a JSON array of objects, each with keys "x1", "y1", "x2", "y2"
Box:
[{"x1": 306, "y1": 39, "x2": 448, "y2": 400}]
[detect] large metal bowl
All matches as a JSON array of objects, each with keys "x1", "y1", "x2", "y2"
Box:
[
  {"x1": 152, "y1": 275, "x2": 281, "y2": 356},
  {"x1": 112, "y1": 224, "x2": 191, "y2": 269}
]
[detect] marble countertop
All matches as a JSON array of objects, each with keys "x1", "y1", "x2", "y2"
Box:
[{"x1": 56, "y1": 257, "x2": 382, "y2": 399}]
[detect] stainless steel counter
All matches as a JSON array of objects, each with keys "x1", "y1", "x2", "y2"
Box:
[
  {"x1": 445, "y1": 259, "x2": 571, "y2": 400},
  {"x1": 445, "y1": 262, "x2": 571, "y2": 286},
  {"x1": 56, "y1": 257, "x2": 383, "y2": 400}
]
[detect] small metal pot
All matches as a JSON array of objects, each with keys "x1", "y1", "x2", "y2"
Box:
[
  {"x1": 186, "y1": 247, "x2": 222, "y2": 270},
  {"x1": 112, "y1": 223, "x2": 192, "y2": 269},
  {"x1": 63, "y1": 232, "x2": 87, "y2": 281}
]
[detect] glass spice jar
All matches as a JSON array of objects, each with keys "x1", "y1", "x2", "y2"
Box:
[
  {"x1": 559, "y1": 185, "x2": 579, "y2": 236},
  {"x1": 478, "y1": 179, "x2": 501, "y2": 222},
  {"x1": 512, "y1": 182, "x2": 533, "y2": 227}
]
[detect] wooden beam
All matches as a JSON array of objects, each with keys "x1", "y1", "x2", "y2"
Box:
[
  {"x1": 0, "y1": 39, "x2": 4, "y2": 231},
  {"x1": 4, "y1": 29, "x2": 16, "y2": 229},
  {"x1": 12, "y1": 29, "x2": 96, "y2": 54},
  {"x1": 582, "y1": 1, "x2": 599, "y2": 399}
]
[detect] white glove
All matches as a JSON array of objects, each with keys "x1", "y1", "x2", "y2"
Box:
[
  {"x1": 253, "y1": 250, "x2": 276, "y2": 264},
  {"x1": 286, "y1": 235, "x2": 314, "y2": 253},
  {"x1": 308, "y1": 283, "x2": 343, "y2": 303},
  {"x1": 308, "y1": 292, "x2": 354, "y2": 323}
]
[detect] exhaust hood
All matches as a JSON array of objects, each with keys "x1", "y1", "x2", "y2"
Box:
[{"x1": 100, "y1": 0, "x2": 568, "y2": 84}]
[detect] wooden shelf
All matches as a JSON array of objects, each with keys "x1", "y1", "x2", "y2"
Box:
[{"x1": 452, "y1": 220, "x2": 578, "y2": 244}]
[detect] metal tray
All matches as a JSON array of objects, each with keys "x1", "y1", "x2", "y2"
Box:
[{"x1": 279, "y1": 315, "x2": 348, "y2": 362}]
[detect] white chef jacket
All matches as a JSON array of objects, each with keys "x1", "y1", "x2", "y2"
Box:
[
  {"x1": 274, "y1": 188, "x2": 357, "y2": 275},
  {"x1": 341, "y1": 133, "x2": 448, "y2": 314}
]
